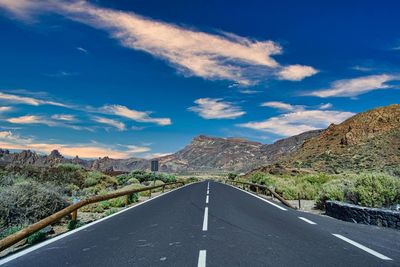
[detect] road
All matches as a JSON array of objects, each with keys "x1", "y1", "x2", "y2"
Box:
[{"x1": 1, "y1": 181, "x2": 399, "y2": 266}]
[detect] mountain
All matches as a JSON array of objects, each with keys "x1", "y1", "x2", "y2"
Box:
[
  {"x1": 247, "y1": 104, "x2": 400, "y2": 176},
  {"x1": 0, "y1": 131, "x2": 321, "y2": 173},
  {"x1": 157, "y1": 131, "x2": 322, "y2": 173}
]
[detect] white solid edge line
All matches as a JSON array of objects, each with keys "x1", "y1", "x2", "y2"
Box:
[
  {"x1": 206, "y1": 195, "x2": 209, "y2": 204},
  {"x1": 0, "y1": 182, "x2": 199, "y2": 266},
  {"x1": 298, "y1": 216, "x2": 317, "y2": 225},
  {"x1": 332, "y1": 234, "x2": 392, "y2": 261},
  {"x1": 198, "y1": 250, "x2": 206, "y2": 267},
  {"x1": 223, "y1": 183, "x2": 287, "y2": 211},
  {"x1": 202, "y1": 207, "x2": 209, "y2": 231}
]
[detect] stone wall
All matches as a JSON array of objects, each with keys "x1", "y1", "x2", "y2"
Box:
[{"x1": 325, "y1": 201, "x2": 400, "y2": 230}]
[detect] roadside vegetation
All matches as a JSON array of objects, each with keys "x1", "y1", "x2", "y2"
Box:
[
  {"x1": 0, "y1": 165, "x2": 180, "y2": 242},
  {"x1": 244, "y1": 172, "x2": 400, "y2": 209}
]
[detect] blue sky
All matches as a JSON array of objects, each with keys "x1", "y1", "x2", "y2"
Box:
[{"x1": 0, "y1": 0, "x2": 399, "y2": 158}]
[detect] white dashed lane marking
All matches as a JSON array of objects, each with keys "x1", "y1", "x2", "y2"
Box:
[
  {"x1": 298, "y1": 216, "x2": 317, "y2": 225},
  {"x1": 197, "y1": 250, "x2": 206, "y2": 267},
  {"x1": 332, "y1": 234, "x2": 392, "y2": 261}
]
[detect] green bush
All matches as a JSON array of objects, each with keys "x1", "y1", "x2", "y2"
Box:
[
  {"x1": 27, "y1": 231, "x2": 46, "y2": 245},
  {"x1": 84, "y1": 177, "x2": 98, "y2": 187},
  {"x1": 316, "y1": 178, "x2": 352, "y2": 209},
  {"x1": 0, "y1": 225, "x2": 23, "y2": 239},
  {"x1": 127, "y1": 178, "x2": 140, "y2": 184},
  {"x1": 105, "y1": 208, "x2": 119, "y2": 217},
  {"x1": 349, "y1": 173, "x2": 400, "y2": 208},
  {"x1": 108, "y1": 197, "x2": 126, "y2": 208},
  {"x1": 68, "y1": 220, "x2": 85, "y2": 230}
]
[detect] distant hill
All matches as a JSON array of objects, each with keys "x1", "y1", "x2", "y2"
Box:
[
  {"x1": 157, "y1": 131, "x2": 322, "y2": 173},
  {"x1": 247, "y1": 104, "x2": 400, "y2": 176},
  {"x1": 0, "y1": 131, "x2": 321, "y2": 173}
]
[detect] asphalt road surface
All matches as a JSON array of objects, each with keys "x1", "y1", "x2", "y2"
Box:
[{"x1": 1, "y1": 181, "x2": 400, "y2": 266}]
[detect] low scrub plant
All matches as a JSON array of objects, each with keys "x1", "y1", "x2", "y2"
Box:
[{"x1": 27, "y1": 231, "x2": 46, "y2": 245}]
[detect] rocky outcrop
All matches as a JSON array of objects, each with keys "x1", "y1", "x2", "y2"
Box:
[{"x1": 249, "y1": 104, "x2": 400, "y2": 175}]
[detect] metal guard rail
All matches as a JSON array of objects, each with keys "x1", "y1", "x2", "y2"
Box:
[
  {"x1": 0, "y1": 181, "x2": 184, "y2": 252},
  {"x1": 227, "y1": 180, "x2": 295, "y2": 209}
]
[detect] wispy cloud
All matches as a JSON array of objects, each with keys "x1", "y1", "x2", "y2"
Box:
[
  {"x1": 101, "y1": 105, "x2": 171, "y2": 126},
  {"x1": 319, "y1": 103, "x2": 333, "y2": 109},
  {"x1": 0, "y1": 106, "x2": 12, "y2": 112},
  {"x1": 261, "y1": 101, "x2": 304, "y2": 112},
  {"x1": 0, "y1": 0, "x2": 317, "y2": 85},
  {"x1": 189, "y1": 98, "x2": 245, "y2": 119},
  {"x1": 51, "y1": 114, "x2": 76, "y2": 121},
  {"x1": 92, "y1": 116, "x2": 126, "y2": 131},
  {"x1": 306, "y1": 74, "x2": 400, "y2": 98},
  {"x1": 76, "y1": 47, "x2": 88, "y2": 53},
  {"x1": 0, "y1": 91, "x2": 67, "y2": 107},
  {"x1": 237, "y1": 110, "x2": 354, "y2": 136},
  {"x1": 0, "y1": 131, "x2": 149, "y2": 158},
  {"x1": 239, "y1": 89, "x2": 262, "y2": 94},
  {"x1": 6, "y1": 115, "x2": 56, "y2": 126},
  {"x1": 0, "y1": 90, "x2": 172, "y2": 128}
]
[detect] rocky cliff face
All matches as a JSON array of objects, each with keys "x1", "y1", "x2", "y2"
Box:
[
  {"x1": 157, "y1": 131, "x2": 322, "y2": 173},
  {"x1": 248, "y1": 104, "x2": 400, "y2": 175}
]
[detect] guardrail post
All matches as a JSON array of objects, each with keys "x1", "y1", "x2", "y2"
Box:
[
  {"x1": 149, "y1": 189, "x2": 152, "y2": 199},
  {"x1": 256, "y1": 186, "x2": 259, "y2": 195},
  {"x1": 162, "y1": 185, "x2": 165, "y2": 193},
  {"x1": 298, "y1": 192, "x2": 301, "y2": 210},
  {"x1": 71, "y1": 210, "x2": 77, "y2": 222},
  {"x1": 125, "y1": 194, "x2": 130, "y2": 205}
]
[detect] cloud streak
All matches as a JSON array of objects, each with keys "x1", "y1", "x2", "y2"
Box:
[
  {"x1": 0, "y1": 0, "x2": 317, "y2": 85},
  {"x1": 92, "y1": 116, "x2": 126, "y2": 131},
  {"x1": 189, "y1": 98, "x2": 245, "y2": 119},
  {"x1": 306, "y1": 74, "x2": 400, "y2": 98}
]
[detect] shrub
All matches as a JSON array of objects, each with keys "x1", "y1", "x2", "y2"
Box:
[
  {"x1": 0, "y1": 225, "x2": 23, "y2": 239},
  {"x1": 84, "y1": 177, "x2": 98, "y2": 187},
  {"x1": 227, "y1": 173, "x2": 238, "y2": 180},
  {"x1": 68, "y1": 220, "x2": 85, "y2": 230},
  {"x1": 27, "y1": 231, "x2": 46, "y2": 245},
  {"x1": 127, "y1": 178, "x2": 140, "y2": 184},
  {"x1": 349, "y1": 173, "x2": 400, "y2": 208},
  {"x1": 0, "y1": 181, "x2": 69, "y2": 227},
  {"x1": 108, "y1": 197, "x2": 126, "y2": 208},
  {"x1": 105, "y1": 208, "x2": 119, "y2": 217},
  {"x1": 316, "y1": 178, "x2": 352, "y2": 209}
]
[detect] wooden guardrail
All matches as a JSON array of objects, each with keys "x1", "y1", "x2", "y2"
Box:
[
  {"x1": 0, "y1": 181, "x2": 184, "y2": 252},
  {"x1": 226, "y1": 180, "x2": 295, "y2": 209}
]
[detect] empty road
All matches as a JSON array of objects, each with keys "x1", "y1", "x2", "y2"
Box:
[{"x1": 1, "y1": 181, "x2": 399, "y2": 266}]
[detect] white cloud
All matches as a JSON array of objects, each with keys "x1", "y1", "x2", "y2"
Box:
[
  {"x1": 319, "y1": 103, "x2": 333, "y2": 109},
  {"x1": 239, "y1": 89, "x2": 262, "y2": 94},
  {"x1": 6, "y1": 115, "x2": 56, "y2": 126},
  {"x1": 0, "y1": 130, "x2": 150, "y2": 158},
  {"x1": 0, "y1": 106, "x2": 12, "y2": 112},
  {"x1": 51, "y1": 114, "x2": 76, "y2": 121},
  {"x1": 0, "y1": 91, "x2": 171, "y2": 127},
  {"x1": 126, "y1": 145, "x2": 151, "y2": 154},
  {"x1": 189, "y1": 98, "x2": 245, "y2": 119},
  {"x1": 92, "y1": 116, "x2": 126, "y2": 131},
  {"x1": 0, "y1": 0, "x2": 317, "y2": 85},
  {"x1": 307, "y1": 74, "x2": 399, "y2": 98},
  {"x1": 101, "y1": 105, "x2": 171, "y2": 126},
  {"x1": 261, "y1": 101, "x2": 304, "y2": 112},
  {"x1": 237, "y1": 110, "x2": 354, "y2": 136},
  {"x1": 278, "y1": 64, "x2": 318, "y2": 81},
  {"x1": 76, "y1": 47, "x2": 88, "y2": 53},
  {"x1": 0, "y1": 91, "x2": 66, "y2": 107},
  {"x1": 143, "y1": 152, "x2": 172, "y2": 159}
]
